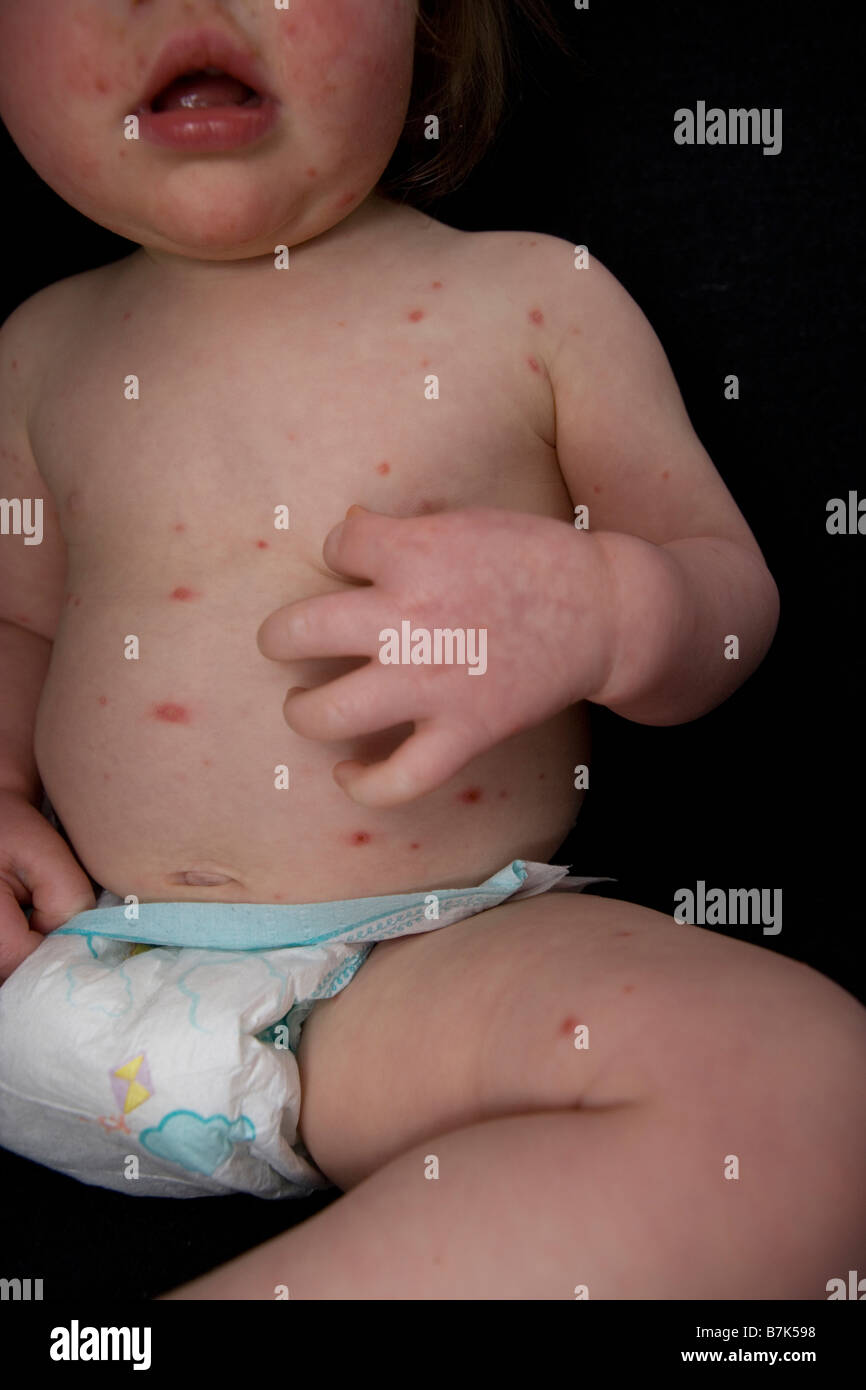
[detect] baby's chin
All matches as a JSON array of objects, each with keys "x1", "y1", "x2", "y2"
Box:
[
  {"x1": 87, "y1": 170, "x2": 370, "y2": 262},
  {"x1": 135, "y1": 184, "x2": 328, "y2": 258},
  {"x1": 128, "y1": 214, "x2": 300, "y2": 262}
]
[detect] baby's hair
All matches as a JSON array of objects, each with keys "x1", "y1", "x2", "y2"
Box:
[{"x1": 380, "y1": 0, "x2": 569, "y2": 204}]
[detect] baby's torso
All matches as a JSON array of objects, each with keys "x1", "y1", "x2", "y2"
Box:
[{"x1": 27, "y1": 203, "x2": 589, "y2": 903}]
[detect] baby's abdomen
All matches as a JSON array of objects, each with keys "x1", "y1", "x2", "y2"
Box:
[{"x1": 34, "y1": 585, "x2": 589, "y2": 905}]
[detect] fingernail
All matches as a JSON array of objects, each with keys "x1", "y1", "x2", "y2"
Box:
[
  {"x1": 345, "y1": 504, "x2": 368, "y2": 519},
  {"x1": 285, "y1": 687, "x2": 308, "y2": 699}
]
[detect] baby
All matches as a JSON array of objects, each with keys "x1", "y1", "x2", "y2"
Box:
[{"x1": 0, "y1": 0, "x2": 864, "y2": 1300}]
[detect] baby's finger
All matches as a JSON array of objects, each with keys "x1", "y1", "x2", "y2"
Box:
[
  {"x1": 27, "y1": 857, "x2": 96, "y2": 935},
  {"x1": 0, "y1": 888, "x2": 43, "y2": 983},
  {"x1": 283, "y1": 663, "x2": 415, "y2": 742},
  {"x1": 257, "y1": 588, "x2": 388, "y2": 662},
  {"x1": 332, "y1": 715, "x2": 487, "y2": 808},
  {"x1": 322, "y1": 506, "x2": 401, "y2": 583}
]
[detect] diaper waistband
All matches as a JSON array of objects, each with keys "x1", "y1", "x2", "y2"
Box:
[{"x1": 53, "y1": 860, "x2": 611, "y2": 951}]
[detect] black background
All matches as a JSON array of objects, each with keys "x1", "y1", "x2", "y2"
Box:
[{"x1": 0, "y1": 0, "x2": 862, "y2": 1299}]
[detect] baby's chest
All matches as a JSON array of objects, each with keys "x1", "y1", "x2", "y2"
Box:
[{"x1": 35, "y1": 334, "x2": 562, "y2": 547}]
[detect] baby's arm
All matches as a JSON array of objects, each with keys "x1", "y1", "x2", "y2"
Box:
[
  {"x1": 0, "y1": 302, "x2": 95, "y2": 980},
  {"x1": 545, "y1": 250, "x2": 779, "y2": 724},
  {"x1": 259, "y1": 246, "x2": 779, "y2": 809}
]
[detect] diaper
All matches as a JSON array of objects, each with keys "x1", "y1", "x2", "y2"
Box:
[{"x1": 0, "y1": 860, "x2": 606, "y2": 1200}]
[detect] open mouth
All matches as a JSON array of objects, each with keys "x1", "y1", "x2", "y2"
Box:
[
  {"x1": 149, "y1": 67, "x2": 262, "y2": 113},
  {"x1": 137, "y1": 31, "x2": 278, "y2": 150}
]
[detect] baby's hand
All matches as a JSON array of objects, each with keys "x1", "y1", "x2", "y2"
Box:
[
  {"x1": 0, "y1": 791, "x2": 96, "y2": 982},
  {"x1": 257, "y1": 506, "x2": 617, "y2": 807}
]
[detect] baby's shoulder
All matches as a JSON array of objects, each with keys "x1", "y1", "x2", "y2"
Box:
[
  {"x1": 419, "y1": 217, "x2": 633, "y2": 329},
  {"x1": 1, "y1": 260, "x2": 127, "y2": 399}
]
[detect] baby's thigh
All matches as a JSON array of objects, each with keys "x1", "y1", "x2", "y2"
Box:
[{"x1": 296, "y1": 892, "x2": 866, "y2": 1192}]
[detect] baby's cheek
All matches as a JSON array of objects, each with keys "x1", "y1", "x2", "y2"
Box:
[
  {"x1": 275, "y1": 0, "x2": 414, "y2": 117},
  {"x1": 0, "y1": 2, "x2": 115, "y2": 107},
  {"x1": 53, "y1": 13, "x2": 125, "y2": 102},
  {"x1": 0, "y1": 3, "x2": 116, "y2": 187}
]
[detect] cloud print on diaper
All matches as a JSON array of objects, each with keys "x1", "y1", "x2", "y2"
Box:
[{"x1": 140, "y1": 1109, "x2": 256, "y2": 1175}]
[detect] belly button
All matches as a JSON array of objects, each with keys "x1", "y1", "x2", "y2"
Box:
[{"x1": 168, "y1": 871, "x2": 236, "y2": 887}]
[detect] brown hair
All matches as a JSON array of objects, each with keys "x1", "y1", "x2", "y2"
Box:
[{"x1": 379, "y1": 0, "x2": 570, "y2": 204}]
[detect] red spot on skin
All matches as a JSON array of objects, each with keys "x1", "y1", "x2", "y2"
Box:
[
  {"x1": 273, "y1": 892, "x2": 284, "y2": 900},
  {"x1": 376, "y1": 461, "x2": 391, "y2": 475},
  {"x1": 529, "y1": 308, "x2": 544, "y2": 325},
  {"x1": 431, "y1": 281, "x2": 443, "y2": 290},
  {"x1": 337, "y1": 191, "x2": 356, "y2": 208},
  {"x1": 419, "y1": 357, "x2": 431, "y2": 368},
  {"x1": 305, "y1": 166, "x2": 318, "y2": 177},
  {"x1": 287, "y1": 432, "x2": 297, "y2": 440},
  {"x1": 151, "y1": 703, "x2": 190, "y2": 724},
  {"x1": 593, "y1": 485, "x2": 602, "y2": 494},
  {"x1": 622, "y1": 984, "x2": 635, "y2": 994},
  {"x1": 173, "y1": 523, "x2": 186, "y2": 533},
  {"x1": 497, "y1": 789, "x2": 509, "y2": 799},
  {"x1": 538, "y1": 773, "x2": 546, "y2": 781},
  {"x1": 408, "y1": 309, "x2": 425, "y2": 322},
  {"x1": 122, "y1": 311, "x2": 132, "y2": 321},
  {"x1": 202, "y1": 758, "x2": 212, "y2": 767},
  {"x1": 103, "y1": 773, "x2": 111, "y2": 781},
  {"x1": 255, "y1": 539, "x2": 269, "y2": 549},
  {"x1": 170, "y1": 587, "x2": 199, "y2": 601},
  {"x1": 527, "y1": 357, "x2": 541, "y2": 373},
  {"x1": 73, "y1": 597, "x2": 82, "y2": 607},
  {"x1": 560, "y1": 1015, "x2": 581, "y2": 1037},
  {"x1": 11, "y1": 360, "x2": 18, "y2": 371},
  {"x1": 409, "y1": 842, "x2": 421, "y2": 849},
  {"x1": 417, "y1": 497, "x2": 446, "y2": 514},
  {"x1": 529, "y1": 240, "x2": 538, "y2": 247},
  {"x1": 350, "y1": 831, "x2": 372, "y2": 845},
  {"x1": 97, "y1": 696, "x2": 109, "y2": 707},
  {"x1": 335, "y1": 323, "x2": 346, "y2": 329},
  {"x1": 458, "y1": 787, "x2": 483, "y2": 804},
  {"x1": 614, "y1": 931, "x2": 634, "y2": 938},
  {"x1": 94, "y1": 78, "x2": 109, "y2": 94},
  {"x1": 661, "y1": 470, "x2": 670, "y2": 480}
]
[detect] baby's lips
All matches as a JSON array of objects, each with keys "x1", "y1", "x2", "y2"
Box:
[{"x1": 138, "y1": 28, "x2": 275, "y2": 111}]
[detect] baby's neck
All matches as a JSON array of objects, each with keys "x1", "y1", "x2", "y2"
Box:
[{"x1": 137, "y1": 191, "x2": 407, "y2": 284}]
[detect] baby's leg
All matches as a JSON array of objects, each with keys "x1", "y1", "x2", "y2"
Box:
[{"x1": 164, "y1": 895, "x2": 866, "y2": 1299}]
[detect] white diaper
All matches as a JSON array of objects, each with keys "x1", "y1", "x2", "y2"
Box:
[{"x1": 0, "y1": 861, "x2": 606, "y2": 1199}]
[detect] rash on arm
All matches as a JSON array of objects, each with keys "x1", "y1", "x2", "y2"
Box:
[{"x1": 543, "y1": 247, "x2": 779, "y2": 724}]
